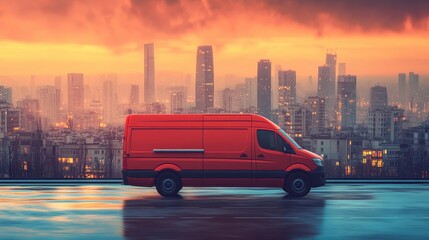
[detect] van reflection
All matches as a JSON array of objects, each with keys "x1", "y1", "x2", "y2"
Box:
[{"x1": 123, "y1": 194, "x2": 325, "y2": 239}]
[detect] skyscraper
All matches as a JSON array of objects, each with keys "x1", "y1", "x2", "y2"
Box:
[
  {"x1": 245, "y1": 77, "x2": 257, "y2": 109},
  {"x1": 398, "y1": 73, "x2": 406, "y2": 107},
  {"x1": 305, "y1": 96, "x2": 326, "y2": 135},
  {"x1": 278, "y1": 70, "x2": 296, "y2": 108},
  {"x1": 67, "y1": 73, "x2": 84, "y2": 116},
  {"x1": 257, "y1": 59, "x2": 271, "y2": 119},
  {"x1": 324, "y1": 52, "x2": 337, "y2": 115},
  {"x1": 0, "y1": 85, "x2": 12, "y2": 104},
  {"x1": 102, "y1": 76, "x2": 118, "y2": 124},
  {"x1": 409, "y1": 72, "x2": 419, "y2": 101},
  {"x1": 129, "y1": 85, "x2": 139, "y2": 106},
  {"x1": 370, "y1": 86, "x2": 388, "y2": 110},
  {"x1": 317, "y1": 66, "x2": 331, "y2": 97},
  {"x1": 195, "y1": 45, "x2": 214, "y2": 112},
  {"x1": 337, "y1": 75, "x2": 357, "y2": 130},
  {"x1": 37, "y1": 85, "x2": 61, "y2": 126},
  {"x1": 326, "y1": 52, "x2": 337, "y2": 87},
  {"x1": 170, "y1": 86, "x2": 187, "y2": 114},
  {"x1": 144, "y1": 43, "x2": 155, "y2": 104}
]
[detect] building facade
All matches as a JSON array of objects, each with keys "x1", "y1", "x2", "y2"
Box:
[{"x1": 195, "y1": 45, "x2": 214, "y2": 112}]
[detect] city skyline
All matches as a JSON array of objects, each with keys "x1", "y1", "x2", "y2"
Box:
[{"x1": 0, "y1": 1, "x2": 429, "y2": 77}]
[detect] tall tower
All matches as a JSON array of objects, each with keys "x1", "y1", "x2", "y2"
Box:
[
  {"x1": 370, "y1": 85, "x2": 388, "y2": 110},
  {"x1": 67, "y1": 73, "x2": 84, "y2": 116},
  {"x1": 195, "y1": 45, "x2": 214, "y2": 112},
  {"x1": 337, "y1": 75, "x2": 357, "y2": 130},
  {"x1": 278, "y1": 70, "x2": 296, "y2": 108},
  {"x1": 37, "y1": 85, "x2": 61, "y2": 126},
  {"x1": 245, "y1": 77, "x2": 257, "y2": 109},
  {"x1": 409, "y1": 72, "x2": 419, "y2": 102},
  {"x1": 326, "y1": 51, "x2": 337, "y2": 90},
  {"x1": 129, "y1": 85, "x2": 139, "y2": 106},
  {"x1": 257, "y1": 59, "x2": 271, "y2": 119},
  {"x1": 398, "y1": 73, "x2": 406, "y2": 108},
  {"x1": 317, "y1": 65, "x2": 331, "y2": 99},
  {"x1": 305, "y1": 96, "x2": 326, "y2": 135},
  {"x1": 325, "y1": 51, "x2": 337, "y2": 112},
  {"x1": 144, "y1": 43, "x2": 155, "y2": 104},
  {"x1": 102, "y1": 75, "x2": 118, "y2": 124}
]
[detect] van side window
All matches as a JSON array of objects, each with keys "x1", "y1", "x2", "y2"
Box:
[
  {"x1": 257, "y1": 130, "x2": 293, "y2": 153},
  {"x1": 257, "y1": 130, "x2": 276, "y2": 150},
  {"x1": 276, "y1": 133, "x2": 288, "y2": 152}
]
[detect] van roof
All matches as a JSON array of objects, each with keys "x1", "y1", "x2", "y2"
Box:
[{"x1": 125, "y1": 114, "x2": 279, "y2": 129}]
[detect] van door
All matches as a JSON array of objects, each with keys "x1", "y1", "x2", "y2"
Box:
[
  {"x1": 203, "y1": 115, "x2": 252, "y2": 186},
  {"x1": 254, "y1": 129, "x2": 291, "y2": 187}
]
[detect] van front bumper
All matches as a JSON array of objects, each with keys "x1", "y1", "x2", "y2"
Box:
[{"x1": 309, "y1": 167, "x2": 326, "y2": 187}]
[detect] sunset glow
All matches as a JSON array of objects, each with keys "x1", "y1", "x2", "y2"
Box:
[{"x1": 1, "y1": 0, "x2": 429, "y2": 77}]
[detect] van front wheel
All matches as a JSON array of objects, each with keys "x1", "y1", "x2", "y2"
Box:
[
  {"x1": 283, "y1": 172, "x2": 311, "y2": 197},
  {"x1": 155, "y1": 172, "x2": 182, "y2": 197}
]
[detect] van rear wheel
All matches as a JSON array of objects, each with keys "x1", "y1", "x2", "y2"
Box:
[
  {"x1": 155, "y1": 172, "x2": 182, "y2": 197},
  {"x1": 283, "y1": 172, "x2": 311, "y2": 197}
]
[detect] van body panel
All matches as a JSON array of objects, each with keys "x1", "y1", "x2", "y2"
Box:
[{"x1": 203, "y1": 115, "x2": 252, "y2": 186}]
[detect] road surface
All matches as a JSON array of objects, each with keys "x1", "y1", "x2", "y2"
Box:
[{"x1": 1, "y1": 183, "x2": 428, "y2": 239}]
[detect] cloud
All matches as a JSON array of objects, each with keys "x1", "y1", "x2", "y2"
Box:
[{"x1": 0, "y1": 0, "x2": 428, "y2": 50}]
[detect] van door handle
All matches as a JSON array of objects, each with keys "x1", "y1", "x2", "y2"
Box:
[
  {"x1": 257, "y1": 154, "x2": 264, "y2": 159},
  {"x1": 240, "y1": 154, "x2": 248, "y2": 158}
]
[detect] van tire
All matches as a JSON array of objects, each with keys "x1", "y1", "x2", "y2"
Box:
[
  {"x1": 283, "y1": 172, "x2": 311, "y2": 197},
  {"x1": 155, "y1": 172, "x2": 182, "y2": 197}
]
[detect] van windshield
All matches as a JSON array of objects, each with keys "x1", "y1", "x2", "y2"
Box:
[{"x1": 279, "y1": 129, "x2": 302, "y2": 149}]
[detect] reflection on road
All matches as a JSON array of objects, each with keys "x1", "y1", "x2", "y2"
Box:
[
  {"x1": 1, "y1": 184, "x2": 429, "y2": 239},
  {"x1": 123, "y1": 195, "x2": 325, "y2": 239}
]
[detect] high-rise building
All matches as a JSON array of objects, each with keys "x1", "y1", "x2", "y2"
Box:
[
  {"x1": 368, "y1": 106, "x2": 404, "y2": 142},
  {"x1": 0, "y1": 86, "x2": 12, "y2": 104},
  {"x1": 245, "y1": 77, "x2": 257, "y2": 109},
  {"x1": 409, "y1": 72, "x2": 419, "y2": 101},
  {"x1": 370, "y1": 86, "x2": 388, "y2": 110},
  {"x1": 195, "y1": 45, "x2": 214, "y2": 112},
  {"x1": 170, "y1": 86, "x2": 187, "y2": 114},
  {"x1": 305, "y1": 96, "x2": 326, "y2": 135},
  {"x1": 278, "y1": 70, "x2": 296, "y2": 108},
  {"x1": 102, "y1": 76, "x2": 118, "y2": 124},
  {"x1": 37, "y1": 86, "x2": 61, "y2": 126},
  {"x1": 337, "y1": 75, "x2": 357, "y2": 130},
  {"x1": 0, "y1": 102, "x2": 20, "y2": 133},
  {"x1": 222, "y1": 88, "x2": 233, "y2": 113},
  {"x1": 144, "y1": 43, "x2": 155, "y2": 104},
  {"x1": 67, "y1": 73, "x2": 84, "y2": 116},
  {"x1": 129, "y1": 85, "x2": 139, "y2": 106},
  {"x1": 233, "y1": 83, "x2": 247, "y2": 112},
  {"x1": 338, "y1": 63, "x2": 346, "y2": 75},
  {"x1": 54, "y1": 76, "x2": 62, "y2": 106},
  {"x1": 326, "y1": 52, "x2": 337, "y2": 85},
  {"x1": 257, "y1": 59, "x2": 271, "y2": 119},
  {"x1": 398, "y1": 73, "x2": 407, "y2": 108},
  {"x1": 278, "y1": 104, "x2": 309, "y2": 138},
  {"x1": 17, "y1": 99, "x2": 40, "y2": 132},
  {"x1": 317, "y1": 65, "x2": 332, "y2": 101}
]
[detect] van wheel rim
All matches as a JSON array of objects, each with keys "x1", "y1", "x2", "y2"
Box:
[
  {"x1": 292, "y1": 179, "x2": 305, "y2": 192},
  {"x1": 162, "y1": 179, "x2": 175, "y2": 192}
]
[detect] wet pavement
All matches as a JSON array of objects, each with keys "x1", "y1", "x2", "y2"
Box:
[{"x1": 1, "y1": 183, "x2": 429, "y2": 239}]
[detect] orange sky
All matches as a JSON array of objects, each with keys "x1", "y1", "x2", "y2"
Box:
[{"x1": 0, "y1": 0, "x2": 429, "y2": 77}]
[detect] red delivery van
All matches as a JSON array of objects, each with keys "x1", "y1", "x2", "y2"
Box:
[{"x1": 122, "y1": 114, "x2": 325, "y2": 197}]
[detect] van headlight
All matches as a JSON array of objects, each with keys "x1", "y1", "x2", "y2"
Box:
[{"x1": 312, "y1": 158, "x2": 324, "y2": 167}]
